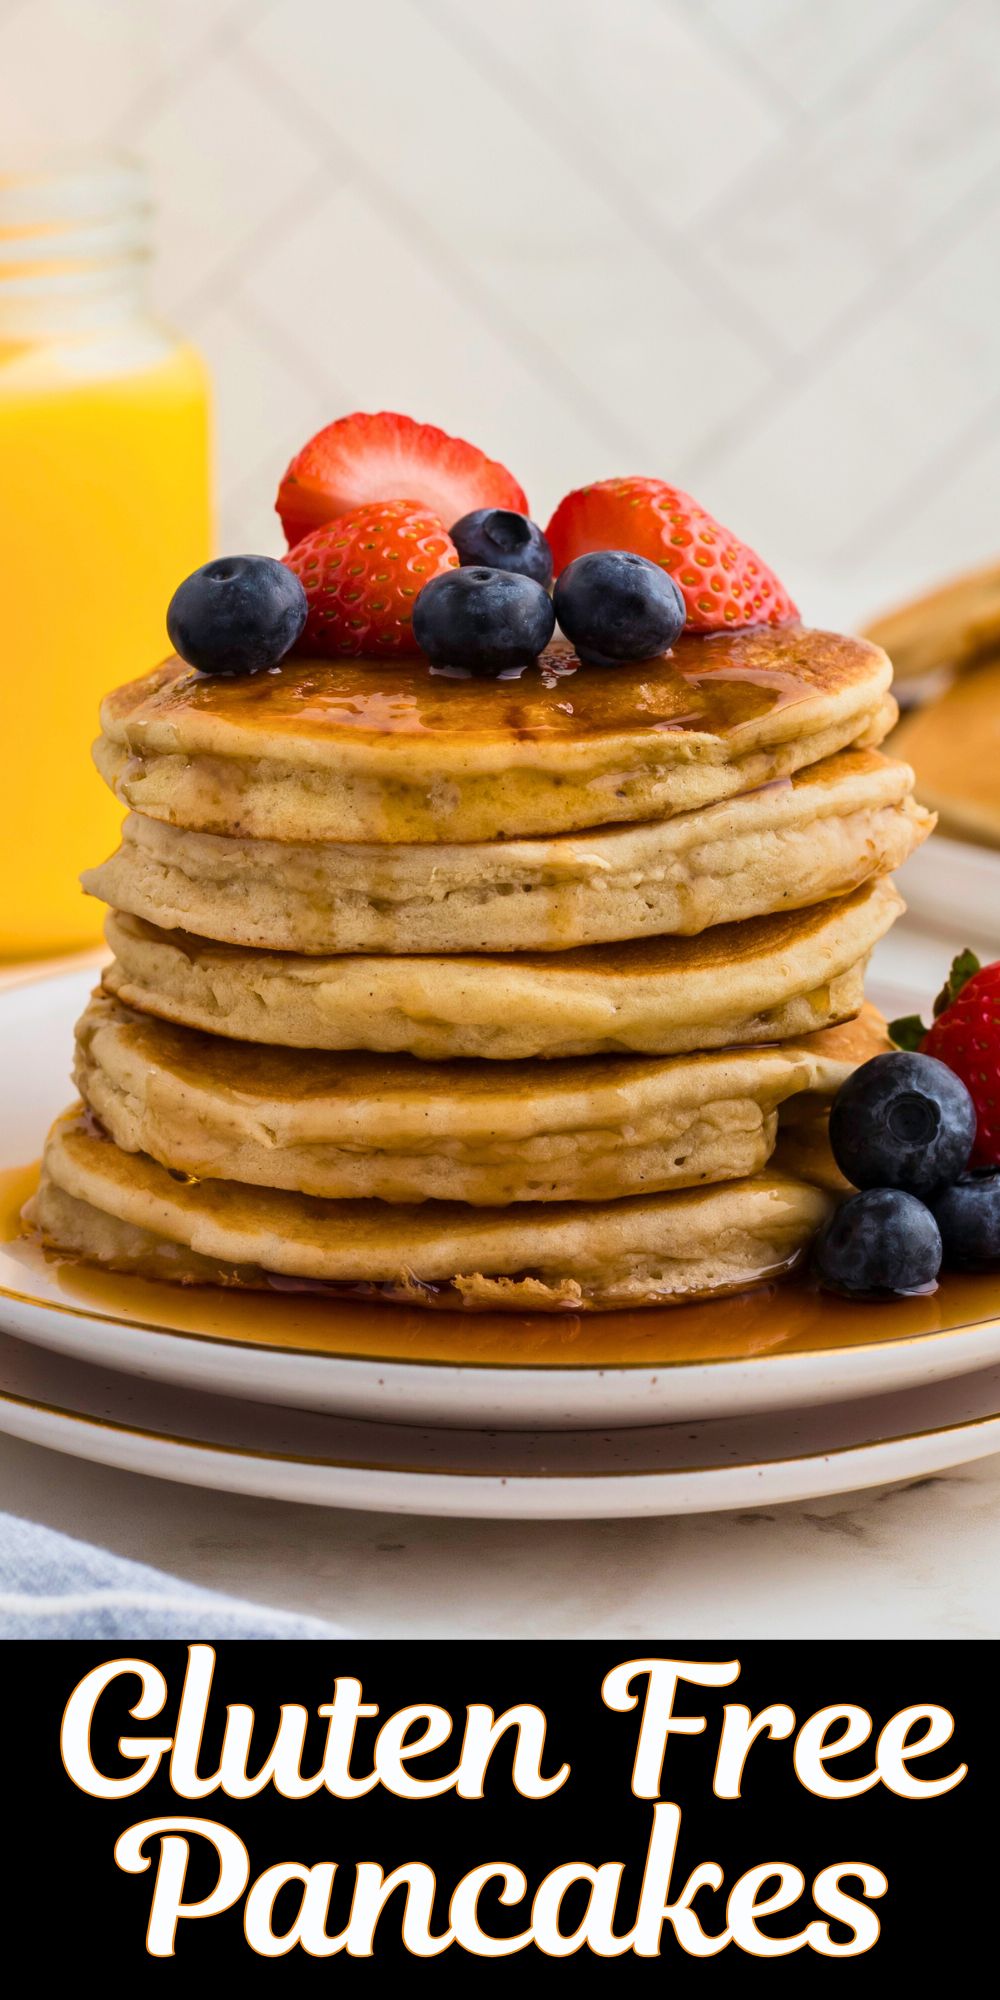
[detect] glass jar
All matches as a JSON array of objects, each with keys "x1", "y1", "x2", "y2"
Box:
[{"x1": 0, "y1": 156, "x2": 212, "y2": 956}]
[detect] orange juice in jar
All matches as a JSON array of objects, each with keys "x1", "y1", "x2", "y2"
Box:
[{"x1": 0, "y1": 157, "x2": 211, "y2": 956}]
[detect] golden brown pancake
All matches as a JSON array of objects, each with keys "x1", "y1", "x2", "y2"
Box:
[
  {"x1": 100, "y1": 877, "x2": 903, "y2": 1060},
  {"x1": 772, "y1": 1011, "x2": 893, "y2": 1194},
  {"x1": 94, "y1": 628, "x2": 895, "y2": 843},
  {"x1": 892, "y1": 657, "x2": 1000, "y2": 847},
  {"x1": 29, "y1": 1110, "x2": 834, "y2": 1312},
  {"x1": 84, "y1": 749, "x2": 930, "y2": 954},
  {"x1": 73, "y1": 991, "x2": 886, "y2": 1206},
  {"x1": 865, "y1": 560, "x2": 1000, "y2": 684}
]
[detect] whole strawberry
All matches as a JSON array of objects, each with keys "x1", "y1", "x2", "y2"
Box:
[
  {"x1": 891, "y1": 951, "x2": 1000, "y2": 1169},
  {"x1": 545, "y1": 476, "x2": 798, "y2": 632},
  {"x1": 283, "y1": 499, "x2": 457, "y2": 658}
]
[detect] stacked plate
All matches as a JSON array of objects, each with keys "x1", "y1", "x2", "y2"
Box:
[{"x1": 4, "y1": 961, "x2": 1000, "y2": 1519}]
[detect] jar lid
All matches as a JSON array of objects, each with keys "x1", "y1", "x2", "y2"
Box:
[{"x1": 0, "y1": 153, "x2": 150, "y2": 331}]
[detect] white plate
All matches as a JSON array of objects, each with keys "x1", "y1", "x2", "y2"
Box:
[
  {"x1": 2, "y1": 1325, "x2": 1000, "y2": 1517},
  {"x1": 5, "y1": 964, "x2": 1000, "y2": 1432},
  {"x1": 894, "y1": 833, "x2": 1000, "y2": 959}
]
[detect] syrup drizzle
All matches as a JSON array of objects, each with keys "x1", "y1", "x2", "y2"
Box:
[{"x1": 110, "y1": 628, "x2": 879, "y2": 746}]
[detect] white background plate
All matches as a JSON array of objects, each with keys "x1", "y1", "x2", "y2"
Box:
[
  {"x1": 895, "y1": 834, "x2": 1000, "y2": 960},
  {"x1": 3, "y1": 959, "x2": 1000, "y2": 1433}
]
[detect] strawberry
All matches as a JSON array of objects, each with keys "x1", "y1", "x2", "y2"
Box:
[
  {"x1": 277, "y1": 411, "x2": 528, "y2": 547},
  {"x1": 283, "y1": 500, "x2": 458, "y2": 658},
  {"x1": 890, "y1": 951, "x2": 1000, "y2": 1168},
  {"x1": 545, "y1": 476, "x2": 798, "y2": 631}
]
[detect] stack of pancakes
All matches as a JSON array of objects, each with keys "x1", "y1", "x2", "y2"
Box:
[{"x1": 32, "y1": 624, "x2": 932, "y2": 1311}]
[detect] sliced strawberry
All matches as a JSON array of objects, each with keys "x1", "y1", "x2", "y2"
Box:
[
  {"x1": 277, "y1": 411, "x2": 529, "y2": 547},
  {"x1": 545, "y1": 476, "x2": 798, "y2": 631},
  {"x1": 283, "y1": 500, "x2": 458, "y2": 658}
]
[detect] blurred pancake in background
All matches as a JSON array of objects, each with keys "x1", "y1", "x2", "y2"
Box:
[
  {"x1": 893, "y1": 658, "x2": 1000, "y2": 849},
  {"x1": 864, "y1": 556, "x2": 1000, "y2": 863},
  {"x1": 865, "y1": 559, "x2": 1000, "y2": 688}
]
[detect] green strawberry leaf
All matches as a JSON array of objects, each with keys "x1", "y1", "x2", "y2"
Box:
[
  {"x1": 888, "y1": 1013, "x2": 928, "y2": 1052},
  {"x1": 933, "y1": 948, "x2": 981, "y2": 1018}
]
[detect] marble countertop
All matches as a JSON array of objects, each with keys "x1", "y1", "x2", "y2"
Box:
[{"x1": 2, "y1": 1430, "x2": 998, "y2": 1638}]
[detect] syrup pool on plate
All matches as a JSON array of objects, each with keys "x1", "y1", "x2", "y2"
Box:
[{"x1": 4, "y1": 1160, "x2": 1000, "y2": 1371}]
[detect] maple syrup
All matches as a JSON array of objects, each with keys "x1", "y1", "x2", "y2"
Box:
[
  {"x1": 5, "y1": 1159, "x2": 1000, "y2": 1372},
  {"x1": 106, "y1": 627, "x2": 882, "y2": 747}
]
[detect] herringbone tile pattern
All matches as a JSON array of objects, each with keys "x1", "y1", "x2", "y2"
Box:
[{"x1": 2, "y1": 0, "x2": 998, "y2": 621}]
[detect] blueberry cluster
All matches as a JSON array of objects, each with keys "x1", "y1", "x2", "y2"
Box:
[
  {"x1": 166, "y1": 514, "x2": 690, "y2": 680},
  {"x1": 814, "y1": 1052, "x2": 1000, "y2": 1297},
  {"x1": 416, "y1": 509, "x2": 685, "y2": 676}
]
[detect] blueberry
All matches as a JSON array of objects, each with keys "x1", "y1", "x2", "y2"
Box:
[
  {"x1": 412, "y1": 567, "x2": 555, "y2": 675},
  {"x1": 813, "y1": 1188, "x2": 942, "y2": 1298},
  {"x1": 931, "y1": 1170, "x2": 1000, "y2": 1268},
  {"x1": 828, "y1": 1052, "x2": 976, "y2": 1196},
  {"x1": 553, "y1": 549, "x2": 685, "y2": 666},
  {"x1": 166, "y1": 555, "x2": 307, "y2": 677},
  {"x1": 450, "y1": 509, "x2": 553, "y2": 588}
]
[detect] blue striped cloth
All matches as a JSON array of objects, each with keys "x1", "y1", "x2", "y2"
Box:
[{"x1": 0, "y1": 1511, "x2": 342, "y2": 1638}]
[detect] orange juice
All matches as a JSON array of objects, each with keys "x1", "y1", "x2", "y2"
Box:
[{"x1": 0, "y1": 159, "x2": 212, "y2": 956}]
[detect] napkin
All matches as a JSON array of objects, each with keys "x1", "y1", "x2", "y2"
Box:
[{"x1": 0, "y1": 1511, "x2": 344, "y2": 1638}]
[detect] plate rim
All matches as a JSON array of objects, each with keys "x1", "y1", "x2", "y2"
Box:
[{"x1": 3, "y1": 1372, "x2": 1000, "y2": 1482}]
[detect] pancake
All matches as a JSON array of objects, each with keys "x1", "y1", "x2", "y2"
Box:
[
  {"x1": 774, "y1": 1102, "x2": 851, "y2": 1194},
  {"x1": 94, "y1": 628, "x2": 895, "y2": 843},
  {"x1": 84, "y1": 749, "x2": 930, "y2": 955},
  {"x1": 29, "y1": 1111, "x2": 834, "y2": 1311},
  {"x1": 769, "y1": 1010, "x2": 894, "y2": 1195},
  {"x1": 73, "y1": 993, "x2": 887, "y2": 1206},
  {"x1": 101, "y1": 876, "x2": 903, "y2": 1060},
  {"x1": 864, "y1": 561, "x2": 1000, "y2": 684},
  {"x1": 892, "y1": 658, "x2": 1000, "y2": 847}
]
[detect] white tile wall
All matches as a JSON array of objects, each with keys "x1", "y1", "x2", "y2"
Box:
[{"x1": 2, "y1": 0, "x2": 998, "y2": 626}]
